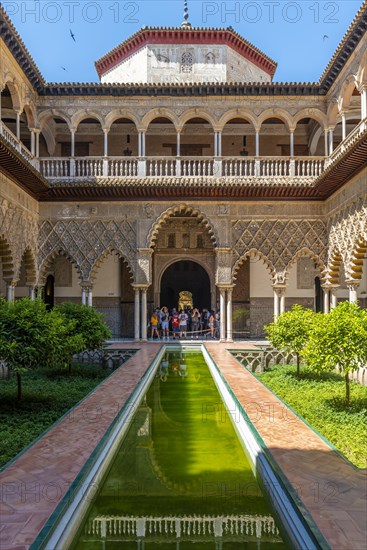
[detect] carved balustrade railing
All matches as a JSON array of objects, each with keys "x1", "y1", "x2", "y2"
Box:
[{"x1": 39, "y1": 155, "x2": 325, "y2": 181}]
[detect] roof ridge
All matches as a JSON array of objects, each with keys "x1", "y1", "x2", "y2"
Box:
[
  {"x1": 94, "y1": 26, "x2": 277, "y2": 77},
  {"x1": 319, "y1": 0, "x2": 367, "y2": 85},
  {"x1": 0, "y1": 5, "x2": 45, "y2": 89}
]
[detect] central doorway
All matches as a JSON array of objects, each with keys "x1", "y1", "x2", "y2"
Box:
[{"x1": 160, "y1": 260, "x2": 211, "y2": 310}]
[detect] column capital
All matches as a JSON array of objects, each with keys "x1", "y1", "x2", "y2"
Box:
[{"x1": 345, "y1": 279, "x2": 360, "y2": 290}]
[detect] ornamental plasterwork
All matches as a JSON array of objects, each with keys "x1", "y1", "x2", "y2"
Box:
[
  {"x1": 0, "y1": 198, "x2": 38, "y2": 280},
  {"x1": 38, "y1": 219, "x2": 137, "y2": 282},
  {"x1": 232, "y1": 219, "x2": 327, "y2": 273},
  {"x1": 327, "y1": 194, "x2": 367, "y2": 278}
]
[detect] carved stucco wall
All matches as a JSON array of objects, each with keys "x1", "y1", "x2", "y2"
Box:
[
  {"x1": 0, "y1": 174, "x2": 39, "y2": 281},
  {"x1": 38, "y1": 219, "x2": 137, "y2": 283},
  {"x1": 232, "y1": 218, "x2": 327, "y2": 279}
]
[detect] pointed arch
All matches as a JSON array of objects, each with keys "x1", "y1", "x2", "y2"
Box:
[
  {"x1": 285, "y1": 247, "x2": 326, "y2": 279},
  {"x1": 146, "y1": 204, "x2": 217, "y2": 249},
  {"x1": 233, "y1": 249, "x2": 275, "y2": 280},
  {"x1": 39, "y1": 249, "x2": 82, "y2": 286},
  {"x1": 90, "y1": 247, "x2": 134, "y2": 283}
]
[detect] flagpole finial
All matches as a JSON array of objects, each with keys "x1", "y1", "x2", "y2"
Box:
[{"x1": 181, "y1": 0, "x2": 192, "y2": 29}]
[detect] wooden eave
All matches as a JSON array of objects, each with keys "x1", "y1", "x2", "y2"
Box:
[{"x1": 0, "y1": 136, "x2": 49, "y2": 198}]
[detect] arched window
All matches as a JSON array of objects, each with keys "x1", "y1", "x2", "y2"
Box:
[
  {"x1": 168, "y1": 233, "x2": 176, "y2": 248},
  {"x1": 181, "y1": 51, "x2": 193, "y2": 73}
]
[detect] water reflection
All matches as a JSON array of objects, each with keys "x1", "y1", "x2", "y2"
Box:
[{"x1": 72, "y1": 352, "x2": 287, "y2": 549}]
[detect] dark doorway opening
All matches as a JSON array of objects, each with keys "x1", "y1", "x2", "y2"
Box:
[
  {"x1": 160, "y1": 261, "x2": 211, "y2": 310},
  {"x1": 44, "y1": 274, "x2": 55, "y2": 310},
  {"x1": 315, "y1": 276, "x2": 322, "y2": 312}
]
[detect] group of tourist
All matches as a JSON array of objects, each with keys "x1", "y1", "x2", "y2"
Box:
[{"x1": 149, "y1": 306, "x2": 220, "y2": 340}]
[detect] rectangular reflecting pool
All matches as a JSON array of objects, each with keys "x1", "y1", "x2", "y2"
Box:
[{"x1": 70, "y1": 351, "x2": 288, "y2": 549}]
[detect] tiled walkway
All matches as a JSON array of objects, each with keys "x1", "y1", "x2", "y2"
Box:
[
  {"x1": 205, "y1": 343, "x2": 367, "y2": 550},
  {"x1": 0, "y1": 341, "x2": 366, "y2": 550}
]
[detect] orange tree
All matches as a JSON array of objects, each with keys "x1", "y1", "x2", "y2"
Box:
[
  {"x1": 264, "y1": 304, "x2": 316, "y2": 376},
  {"x1": 302, "y1": 301, "x2": 367, "y2": 407}
]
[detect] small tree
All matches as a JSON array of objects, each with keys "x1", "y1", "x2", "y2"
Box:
[
  {"x1": 55, "y1": 302, "x2": 112, "y2": 351},
  {"x1": 264, "y1": 305, "x2": 315, "y2": 376},
  {"x1": 302, "y1": 301, "x2": 367, "y2": 406},
  {"x1": 0, "y1": 298, "x2": 68, "y2": 400}
]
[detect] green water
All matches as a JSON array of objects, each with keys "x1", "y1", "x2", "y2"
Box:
[{"x1": 72, "y1": 352, "x2": 287, "y2": 549}]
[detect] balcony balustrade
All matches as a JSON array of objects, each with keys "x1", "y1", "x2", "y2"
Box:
[
  {"x1": 38, "y1": 155, "x2": 326, "y2": 181},
  {"x1": 1, "y1": 117, "x2": 366, "y2": 185}
]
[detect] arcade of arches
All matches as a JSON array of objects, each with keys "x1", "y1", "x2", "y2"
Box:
[{"x1": 1, "y1": 181, "x2": 367, "y2": 339}]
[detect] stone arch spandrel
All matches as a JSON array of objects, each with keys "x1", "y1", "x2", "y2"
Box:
[
  {"x1": 218, "y1": 109, "x2": 258, "y2": 132},
  {"x1": 38, "y1": 219, "x2": 137, "y2": 282},
  {"x1": 0, "y1": 197, "x2": 38, "y2": 280},
  {"x1": 257, "y1": 108, "x2": 293, "y2": 132},
  {"x1": 2, "y1": 78, "x2": 21, "y2": 112},
  {"x1": 285, "y1": 247, "x2": 326, "y2": 281},
  {"x1": 232, "y1": 219, "x2": 327, "y2": 274},
  {"x1": 292, "y1": 109, "x2": 327, "y2": 132},
  {"x1": 178, "y1": 110, "x2": 216, "y2": 131},
  {"x1": 141, "y1": 109, "x2": 179, "y2": 132},
  {"x1": 38, "y1": 248, "x2": 82, "y2": 286},
  {"x1": 39, "y1": 110, "x2": 72, "y2": 131},
  {"x1": 90, "y1": 248, "x2": 134, "y2": 283},
  {"x1": 146, "y1": 204, "x2": 218, "y2": 249},
  {"x1": 105, "y1": 110, "x2": 140, "y2": 132},
  {"x1": 232, "y1": 248, "x2": 275, "y2": 281}
]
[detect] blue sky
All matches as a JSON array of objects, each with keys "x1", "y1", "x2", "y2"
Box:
[{"x1": 3, "y1": 0, "x2": 363, "y2": 83}]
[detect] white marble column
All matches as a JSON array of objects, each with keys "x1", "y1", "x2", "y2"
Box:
[
  {"x1": 87, "y1": 287, "x2": 93, "y2": 307},
  {"x1": 348, "y1": 282, "x2": 359, "y2": 303},
  {"x1": 226, "y1": 288, "x2": 233, "y2": 342},
  {"x1": 290, "y1": 131, "x2": 294, "y2": 157},
  {"x1": 81, "y1": 286, "x2": 87, "y2": 305},
  {"x1": 71, "y1": 130, "x2": 75, "y2": 157},
  {"x1": 217, "y1": 131, "x2": 222, "y2": 156},
  {"x1": 279, "y1": 289, "x2": 286, "y2": 314},
  {"x1": 255, "y1": 131, "x2": 260, "y2": 156},
  {"x1": 35, "y1": 130, "x2": 40, "y2": 158},
  {"x1": 341, "y1": 112, "x2": 347, "y2": 141},
  {"x1": 6, "y1": 282, "x2": 15, "y2": 302},
  {"x1": 328, "y1": 128, "x2": 334, "y2": 155},
  {"x1": 324, "y1": 129, "x2": 329, "y2": 156},
  {"x1": 30, "y1": 130, "x2": 35, "y2": 156},
  {"x1": 322, "y1": 287, "x2": 330, "y2": 314},
  {"x1": 141, "y1": 287, "x2": 147, "y2": 341},
  {"x1": 103, "y1": 129, "x2": 109, "y2": 157},
  {"x1": 330, "y1": 287, "x2": 338, "y2": 309},
  {"x1": 134, "y1": 287, "x2": 140, "y2": 341},
  {"x1": 176, "y1": 132, "x2": 181, "y2": 157},
  {"x1": 361, "y1": 86, "x2": 367, "y2": 120},
  {"x1": 273, "y1": 287, "x2": 280, "y2": 320},
  {"x1": 28, "y1": 286, "x2": 36, "y2": 300},
  {"x1": 219, "y1": 288, "x2": 226, "y2": 341},
  {"x1": 16, "y1": 111, "x2": 21, "y2": 140},
  {"x1": 214, "y1": 132, "x2": 218, "y2": 156},
  {"x1": 142, "y1": 132, "x2": 146, "y2": 156}
]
